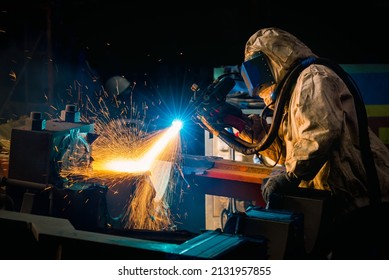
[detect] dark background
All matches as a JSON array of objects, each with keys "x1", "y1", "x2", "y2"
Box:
[{"x1": 1, "y1": 0, "x2": 389, "y2": 154}]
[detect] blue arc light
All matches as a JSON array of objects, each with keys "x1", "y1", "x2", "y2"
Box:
[{"x1": 172, "y1": 119, "x2": 183, "y2": 130}]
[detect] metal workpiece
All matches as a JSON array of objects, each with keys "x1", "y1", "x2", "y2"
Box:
[
  {"x1": 8, "y1": 118, "x2": 95, "y2": 185},
  {"x1": 60, "y1": 104, "x2": 81, "y2": 123},
  {"x1": 25, "y1": 111, "x2": 46, "y2": 131}
]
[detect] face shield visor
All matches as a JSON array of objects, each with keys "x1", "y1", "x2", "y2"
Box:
[{"x1": 241, "y1": 52, "x2": 275, "y2": 97}]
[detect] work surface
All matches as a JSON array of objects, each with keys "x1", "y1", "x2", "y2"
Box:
[{"x1": 181, "y1": 154, "x2": 283, "y2": 206}]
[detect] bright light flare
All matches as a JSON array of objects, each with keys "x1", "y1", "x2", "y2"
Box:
[
  {"x1": 172, "y1": 119, "x2": 183, "y2": 130},
  {"x1": 94, "y1": 119, "x2": 183, "y2": 174}
]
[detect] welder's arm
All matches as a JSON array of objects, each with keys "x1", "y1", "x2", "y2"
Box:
[
  {"x1": 191, "y1": 91, "x2": 283, "y2": 163},
  {"x1": 199, "y1": 103, "x2": 273, "y2": 144}
]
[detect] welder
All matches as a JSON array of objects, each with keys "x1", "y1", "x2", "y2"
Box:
[{"x1": 191, "y1": 27, "x2": 389, "y2": 259}]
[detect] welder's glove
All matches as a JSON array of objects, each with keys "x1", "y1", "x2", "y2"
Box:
[
  {"x1": 217, "y1": 103, "x2": 247, "y2": 130},
  {"x1": 238, "y1": 114, "x2": 269, "y2": 143},
  {"x1": 206, "y1": 102, "x2": 242, "y2": 124},
  {"x1": 261, "y1": 172, "x2": 301, "y2": 205},
  {"x1": 193, "y1": 101, "x2": 244, "y2": 131}
]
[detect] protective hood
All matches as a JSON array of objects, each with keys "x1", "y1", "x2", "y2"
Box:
[{"x1": 244, "y1": 27, "x2": 318, "y2": 102}]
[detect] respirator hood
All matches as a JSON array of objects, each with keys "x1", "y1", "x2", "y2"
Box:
[{"x1": 243, "y1": 28, "x2": 317, "y2": 92}]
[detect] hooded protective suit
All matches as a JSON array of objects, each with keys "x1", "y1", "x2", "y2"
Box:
[
  {"x1": 189, "y1": 27, "x2": 389, "y2": 258},
  {"x1": 239, "y1": 27, "x2": 389, "y2": 214}
]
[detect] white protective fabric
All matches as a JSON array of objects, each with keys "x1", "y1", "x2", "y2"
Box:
[{"x1": 243, "y1": 27, "x2": 389, "y2": 212}]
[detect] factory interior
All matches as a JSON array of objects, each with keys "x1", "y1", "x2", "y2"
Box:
[{"x1": 1, "y1": 1, "x2": 389, "y2": 260}]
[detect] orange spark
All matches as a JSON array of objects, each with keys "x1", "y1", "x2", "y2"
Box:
[{"x1": 59, "y1": 100, "x2": 182, "y2": 231}]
